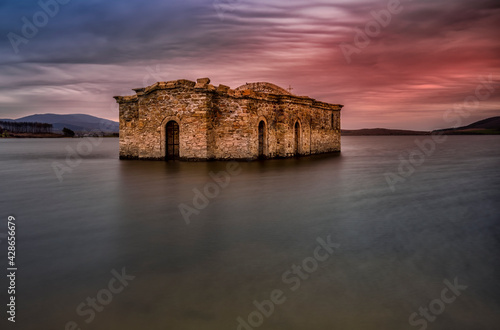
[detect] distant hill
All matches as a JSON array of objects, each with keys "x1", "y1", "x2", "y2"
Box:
[
  {"x1": 434, "y1": 116, "x2": 500, "y2": 135},
  {"x1": 342, "y1": 116, "x2": 500, "y2": 136},
  {"x1": 0, "y1": 114, "x2": 119, "y2": 133},
  {"x1": 341, "y1": 128, "x2": 430, "y2": 136}
]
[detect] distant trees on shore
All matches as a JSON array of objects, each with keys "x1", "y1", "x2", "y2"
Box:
[
  {"x1": 0, "y1": 121, "x2": 53, "y2": 134},
  {"x1": 62, "y1": 127, "x2": 75, "y2": 137}
]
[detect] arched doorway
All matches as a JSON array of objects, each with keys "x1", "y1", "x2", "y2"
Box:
[
  {"x1": 165, "y1": 121, "x2": 179, "y2": 160},
  {"x1": 258, "y1": 121, "x2": 266, "y2": 158},
  {"x1": 294, "y1": 121, "x2": 300, "y2": 155}
]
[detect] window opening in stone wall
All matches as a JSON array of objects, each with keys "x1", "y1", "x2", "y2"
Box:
[
  {"x1": 258, "y1": 121, "x2": 266, "y2": 158},
  {"x1": 166, "y1": 121, "x2": 179, "y2": 160},
  {"x1": 294, "y1": 121, "x2": 300, "y2": 155}
]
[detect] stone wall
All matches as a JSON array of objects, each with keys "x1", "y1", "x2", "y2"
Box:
[{"x1": 114, "y1": 78, "x2": 343, "y2": 161}]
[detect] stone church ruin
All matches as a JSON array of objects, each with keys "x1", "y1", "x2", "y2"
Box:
[{"x1": 114, "y1": 78, "x2": 343, "y2": 160}]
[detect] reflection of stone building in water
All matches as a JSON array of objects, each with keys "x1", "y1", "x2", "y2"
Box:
[{"x1": 114, "y1": 78, "x2": 343, "y2": 161}]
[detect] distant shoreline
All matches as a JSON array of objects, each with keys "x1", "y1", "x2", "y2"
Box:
[
  {"x1": 341, "y1": 129, "x2": 429, "y2": 136},
  {"x1": 1, "y1": 132, "x2": 66, "y2": 138},
  {"x1": 342, "y1": 128, "x2": 500, "y2": 136},
  {"x1": 1, "y1": 132, "x2": 119, "y2": 138}
]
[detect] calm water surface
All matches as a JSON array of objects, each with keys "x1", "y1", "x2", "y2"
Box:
[{"x1": 0, "y1": 136, "x2": 499, "y2": 330}]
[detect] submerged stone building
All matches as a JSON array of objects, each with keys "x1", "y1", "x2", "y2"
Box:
[{"x1": 114, "y1": 78, "x2": 343, "y2": 161}]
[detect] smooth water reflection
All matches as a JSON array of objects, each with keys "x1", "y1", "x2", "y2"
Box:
[{"x1": 0, "y1": 136, "x2": 499, "y2": 330}]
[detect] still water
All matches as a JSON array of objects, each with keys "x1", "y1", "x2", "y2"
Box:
[{"x1": 0, "y1": 136, "x2": 499, "y2": 330}]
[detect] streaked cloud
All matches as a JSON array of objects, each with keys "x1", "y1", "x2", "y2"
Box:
[{"x1": 0, "y1": 0, "x2": 498, "y2": 129}]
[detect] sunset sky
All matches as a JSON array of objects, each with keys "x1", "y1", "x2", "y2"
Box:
[{"x1": 0, "y1": 0, "x2": 499, "y2": 129}]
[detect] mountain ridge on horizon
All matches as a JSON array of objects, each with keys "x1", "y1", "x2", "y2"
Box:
[
  {"x1": 0, "y1": 113, "x2": 119, "y2": 133},
  {"x1": 342, "y1": 116, "x2": 500, "y2": 135}
]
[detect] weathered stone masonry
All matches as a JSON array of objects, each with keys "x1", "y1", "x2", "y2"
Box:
[{"x1": 114, "y1": 78, "x2": 343, "y2": 161}]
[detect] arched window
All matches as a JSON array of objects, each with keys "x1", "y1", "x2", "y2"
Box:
[
  {"x1": 165, "y1": 121, "x2": 179, "y2": 160},
  {"x1": 258, "y1": 121, "x2": 266, "y2": 158},
  {"x1": 294, "y1": 121, "x2": 300, "y2": 155}
]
